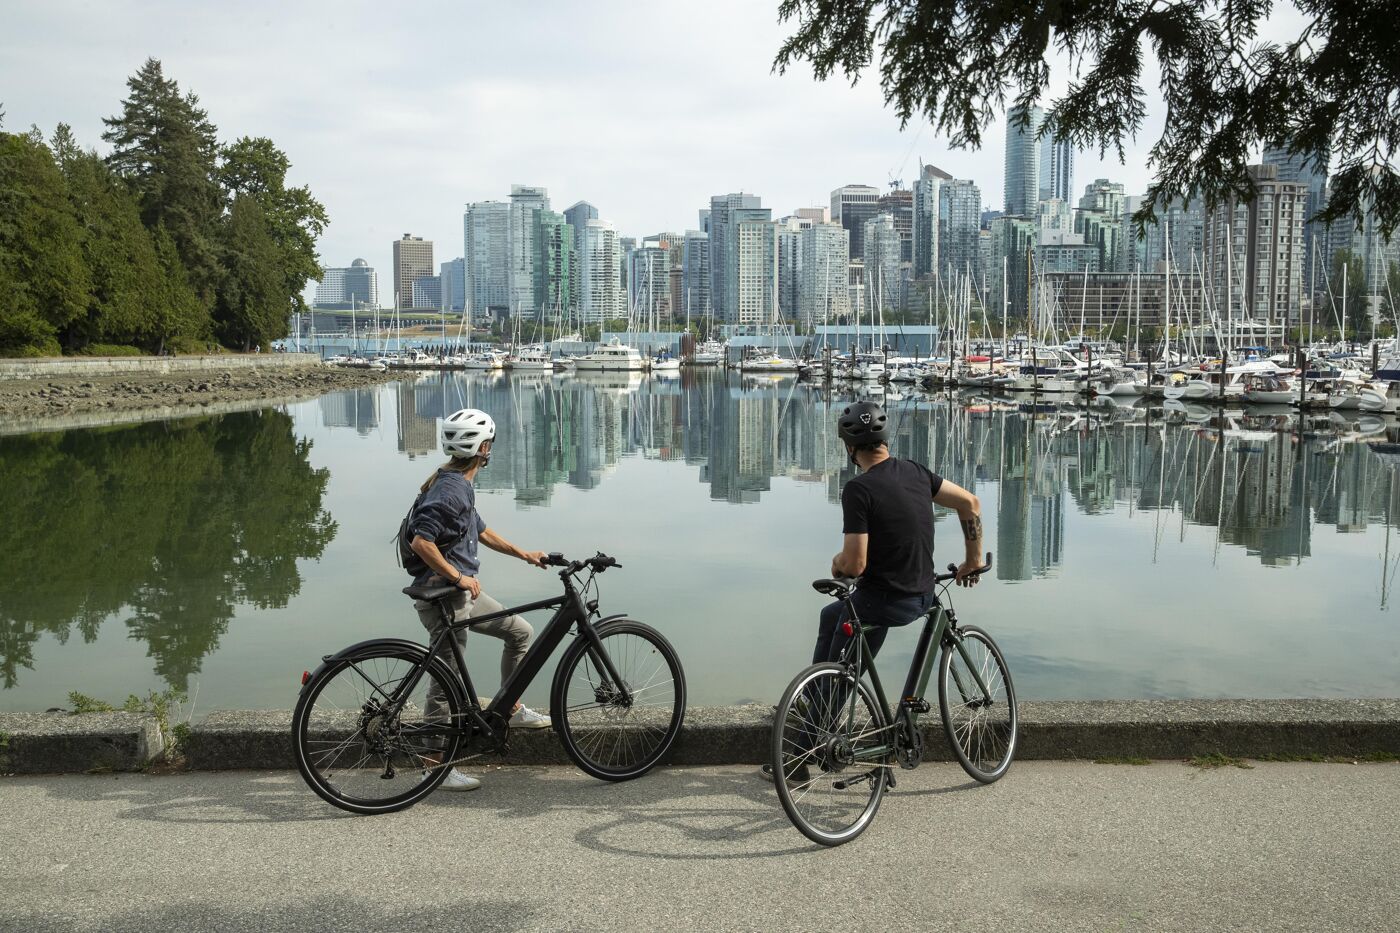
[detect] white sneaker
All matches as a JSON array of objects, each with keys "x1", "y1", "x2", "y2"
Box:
[
  {"x1": 425, "y1": 768, "x2": 481, "y2": 792},
  {"x1": 510, "y1": 705, "x2": 552, "y2": 729}
]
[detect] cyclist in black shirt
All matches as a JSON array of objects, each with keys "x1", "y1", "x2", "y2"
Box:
[{"x1": 814, "y1": 400, "x2": 984, "y2": 665}]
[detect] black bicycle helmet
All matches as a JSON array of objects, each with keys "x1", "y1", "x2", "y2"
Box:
[{"x1": 837, "y1": 401, "x2": 889, "y2": 445}]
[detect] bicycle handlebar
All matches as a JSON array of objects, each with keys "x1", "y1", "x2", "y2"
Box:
[
  {"x1": 932, "y1": 552, "x2": 993, "y2": 584},
  {"x1": 546, "y1": 551, "x2": 621, "y2": 574}
]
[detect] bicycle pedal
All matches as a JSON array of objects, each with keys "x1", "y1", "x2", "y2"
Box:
[
  {"x1": 901, "y1": 696, "x2": 931, "y2": 715},
  {"x1": 884, "y1": 770, "x2": 897, "y2": 790}
]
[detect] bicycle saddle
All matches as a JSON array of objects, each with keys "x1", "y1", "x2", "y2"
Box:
[
  {"x1": 811, "y1": 578, "x2": 855, "y2": 598},
  {"x1": 402, "y1": 584, "x2": 458, "y2": 602}
]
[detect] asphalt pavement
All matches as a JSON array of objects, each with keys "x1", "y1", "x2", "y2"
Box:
[{"x1": 2, "y1": 761, "x2": 1397, "y2": 932}]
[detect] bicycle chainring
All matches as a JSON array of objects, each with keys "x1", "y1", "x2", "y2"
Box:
[{"x1": 895, "y1": 724, "x2": 924, "y2": 769}]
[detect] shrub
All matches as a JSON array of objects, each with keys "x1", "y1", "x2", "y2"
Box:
[{"x1": 77, "y1": 343, "x2": 144, "y2": 357}]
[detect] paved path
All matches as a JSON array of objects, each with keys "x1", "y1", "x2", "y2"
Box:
[{"x1": 2, "y1": 762, "x2": 1397, "y2": 932}]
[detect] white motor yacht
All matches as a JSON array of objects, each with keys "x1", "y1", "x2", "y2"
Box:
[
  {"x1": 1163, "y1": 360, "x2": 1283, "y2": 401},
  {"x1": 506, "y1": 345, "x2": 553, "y2": 371},
  {"x1": 574, "y1": 339, "x2": 646, "y2": 371}
]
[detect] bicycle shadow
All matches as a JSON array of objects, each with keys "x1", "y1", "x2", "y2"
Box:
[
  {"x1": 5, "y1": 763, "x2": 988, "y2": 858},
  {"x1": 1, "y1": 766, "x2": 811, "y2": 857}
]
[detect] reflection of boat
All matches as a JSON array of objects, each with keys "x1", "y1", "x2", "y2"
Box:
[
  {"x1": 574, "y1": 339, "x2": 645, "y2": 371},
  {"x1": 569, "y1": 370, "x2": 644, "y2": 392},
  {"x1": 1368, "y1": 442, "x2": 1400, "y2": 471}
]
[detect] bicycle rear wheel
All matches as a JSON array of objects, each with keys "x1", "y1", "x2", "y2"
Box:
[
  {"x1": 938, "y1": 624, "x2": 1017, "y2": 783},
  {"x1": 771, "y1": 663, "x2": 890, "y2": 847},
  {"x1": 293, "y1": 643, "x2": 466, "y2": 814},
  {"x1": 551, "y1": 619, "x2": 686, "y2": 781}
]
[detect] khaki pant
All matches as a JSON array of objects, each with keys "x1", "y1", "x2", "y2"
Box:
[{"x1": 414, "y1": 589, "x2": 533, "y2": 741}]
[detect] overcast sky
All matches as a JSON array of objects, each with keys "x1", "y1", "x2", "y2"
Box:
[{"x1": 4, "y1": 1, "x2": 1307, "y2": 284}]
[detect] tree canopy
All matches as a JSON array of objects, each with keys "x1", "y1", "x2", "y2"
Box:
[
  {"x1": 0, "y1": 59, "x2": 327, "y2": 357},
  {"x1": 774, "y1": 0, "x2": 1400, "y2": 233}
]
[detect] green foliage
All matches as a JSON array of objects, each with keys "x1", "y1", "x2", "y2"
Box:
[
  {"x1": 1094, "y1": 756, "x2": 1151, "y2": 765},
  {"x1": 0, "y1": 132, "x2": 90, "y2": 354},
  {"x1": 102, "y1": 58, "x2": 222, "y2": 308},
  {"x1": 0, "y1": 59, "x2": 326, "y2": 357},
  {"x1": 1187, "y1": 752, "x2": 1254, "y2": 770},
  {"x1": 219, "y1": 136, "x2": 328, "y2": 317},
  {"x1": 216, "y1": 195, "x2": 287, "y2": 351},
  {"x1": 78, "y1": 343, "x2": 143, "y2": 356},
  {"x1": 774, "y1": 0, "x2": 1400, "y2": 233},
  {"x1": 67, "y1": 691, "x2": 116, "y2": 714}
]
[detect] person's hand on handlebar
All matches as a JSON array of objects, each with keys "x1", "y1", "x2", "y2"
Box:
[
  {"x1": 521, "y1": 550, "x2": 549, "y2": 569},
  {"x1": 954, "y1": 557, "x2": 983, "y2": 588}
]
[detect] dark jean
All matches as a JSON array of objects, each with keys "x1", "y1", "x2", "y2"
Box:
[{"x1": 813, "y1": 587, "x2": 936, "y2": 666}]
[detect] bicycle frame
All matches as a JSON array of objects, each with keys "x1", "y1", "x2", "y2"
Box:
[
  {"x1": 834, "y1": 590, "x2": 996, "y2": 765},
  {"x1": 389, "y1": 572, "x2": 631, "y2": 743}
]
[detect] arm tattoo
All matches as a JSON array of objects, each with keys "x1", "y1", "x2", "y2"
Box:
[{"x1": 960, "y1": 514, "x2": 982, "y2": 542}]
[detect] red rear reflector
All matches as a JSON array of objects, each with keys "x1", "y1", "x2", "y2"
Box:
[
  {"x1": 301, "y1": 670, "x2": 311, "y2": 685},
  {"x1": 841, "y1": 622, "x2": 854, "y2": 637}
]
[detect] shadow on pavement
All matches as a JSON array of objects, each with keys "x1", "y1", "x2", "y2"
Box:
[
  {"x1": 5, "y1": 763, "x2": 987, "y2": 859},
  {"x1": 6, "y1": 894, "x2": 533, "y2": 933}
]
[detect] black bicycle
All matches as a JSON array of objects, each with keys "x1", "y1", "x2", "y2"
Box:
[
  {"x1": 771, "y1": 554, "x2": 1017, "y2": 846},
  {"x1": 292, "y1": 551, "x2": 686, "y2": 814}
]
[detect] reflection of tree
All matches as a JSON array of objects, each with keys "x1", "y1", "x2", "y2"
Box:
[{"x1": 0, "y1": 411, "x2": 336, "y2": 690}]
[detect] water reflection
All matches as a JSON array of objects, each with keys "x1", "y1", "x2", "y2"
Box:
[
  {"x1": 374, "y1": 372, "x2": 1400, "y2": 586},
  {"x1": 0, "y1": 411, "x2": 336, "y2": 691},
  {"x1": 4, "y1": 372, "x2": 1398, "y2": 706}
]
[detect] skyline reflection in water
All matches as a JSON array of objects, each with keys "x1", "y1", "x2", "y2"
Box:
[{"x1": 2, "y1": 370, "x2": 1398, "y2": 711}]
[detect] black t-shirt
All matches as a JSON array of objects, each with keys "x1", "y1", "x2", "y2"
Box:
[{"x1": 841, "y1": 458, "x2": 944, "y2": 596}]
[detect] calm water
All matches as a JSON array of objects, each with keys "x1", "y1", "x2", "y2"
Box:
[{"x1": 2, "y1": 370, "x2": 1398, "y2": 713}]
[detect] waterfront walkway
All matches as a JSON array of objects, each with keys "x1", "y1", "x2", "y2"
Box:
[{"x1": 2, "y1": 762, "x2": 1396, "y2": 932}]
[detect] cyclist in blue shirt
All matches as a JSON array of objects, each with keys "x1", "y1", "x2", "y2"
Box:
[{"x1": 407, "y1": 408, "x2": 552, "y2": 791}]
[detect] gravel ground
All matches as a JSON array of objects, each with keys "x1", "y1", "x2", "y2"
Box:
[{"x1": 0, "y1": 364, "x2": 397, "y2": 421}]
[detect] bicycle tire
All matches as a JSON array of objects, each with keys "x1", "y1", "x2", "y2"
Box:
[
  {"x1": 771, "y1": 663, "x2": 890, "y2": 847},
  {"x1": 293, "y1": 641, "x2": 467, "y2": 814},
  {"x1": 937, "y1": 624, "x2": 1018, "y2": 783},
  {"x1": 550, "y1": 619, "x2": 686, "y2": 781}
]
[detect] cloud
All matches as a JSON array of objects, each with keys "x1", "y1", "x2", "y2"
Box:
[{"x1": 2, "y1": 0, "x2": 1310, "y2": 288}]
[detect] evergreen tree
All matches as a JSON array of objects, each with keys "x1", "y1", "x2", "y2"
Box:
[
  {"x1": 101, "y1": 58, "x2": 222, "y2": 309},
  {"x1": 216, "y1": 194, "x2": 284, "y2": 351},
  {"x1": 0, "y1": 132, "x2": 89, "y2": 355}
]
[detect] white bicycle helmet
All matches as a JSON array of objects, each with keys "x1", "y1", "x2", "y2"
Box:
[{"x1": 441, "y1": 408, "x2": 496, "y2": 459}]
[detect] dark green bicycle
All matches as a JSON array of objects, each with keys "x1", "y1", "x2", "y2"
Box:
[{"x1": 771, "y1": 554, "x2": 1017, "y2": 846}]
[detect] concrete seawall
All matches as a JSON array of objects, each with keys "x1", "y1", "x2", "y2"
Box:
[
  {"x1": 0, "y1": 353, "x2": 321, "y2": 381},
  {"x1": 3, "y1": 699, "x2": 1397, "y2": 773}
]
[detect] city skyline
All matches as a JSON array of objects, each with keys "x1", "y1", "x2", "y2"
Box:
[{"x1": 3, "y1": 1, "x2": 1322, "y2": 299}]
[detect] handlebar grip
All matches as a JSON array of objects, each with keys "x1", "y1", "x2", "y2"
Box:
[{"x1": 546, "y1": 552, "x2": 567, "y2": 567}]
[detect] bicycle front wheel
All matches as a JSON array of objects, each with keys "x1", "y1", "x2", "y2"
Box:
[
  {"x1": 771, "y1": 663, "x2": 890, "y2": 847},
  {"x1": 551, "y1": 619, "x2": 686, "y2": 781},
  {"x1": 293, "y1": 643, "x2": 466, "y2": 814},
  {"x1": 938, "y1": 624, "x2": 1018, "y2": 783}
]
